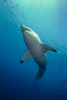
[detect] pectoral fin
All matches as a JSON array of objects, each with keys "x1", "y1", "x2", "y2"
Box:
[
  {"x1": 20, "y1": 50, "x2": 33, "y2": 64},
  {"x1": 40, "y1": 43, "x2": 57, "y2": 53}
]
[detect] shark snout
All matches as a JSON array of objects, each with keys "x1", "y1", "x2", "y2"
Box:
[
  {"x1": 21, "y1": 24, "x2": 26, "y2": 33},
  {"x1": 21, "y1": 24, "x2": 31, "y2": 33}
]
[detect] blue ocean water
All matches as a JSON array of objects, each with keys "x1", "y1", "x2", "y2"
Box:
[{"x1": 0, "y1": 0, "x2": 67, "y2": 100}]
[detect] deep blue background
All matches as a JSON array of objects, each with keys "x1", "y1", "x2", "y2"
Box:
[{"x1": 0, "y1": 0, "x2": 67, "y2": 100}]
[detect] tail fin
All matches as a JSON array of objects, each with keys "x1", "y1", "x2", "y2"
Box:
[
  {"x1": 35, "y1": 61, "x2": 46, "y2": 81},
  {"x1": 34, "y1": 54, "x2": 47, "y2": 81}
]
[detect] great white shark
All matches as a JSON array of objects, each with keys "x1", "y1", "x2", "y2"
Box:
[{"x1": 20, "y1": 25, "x2": 57, "y2": 81}]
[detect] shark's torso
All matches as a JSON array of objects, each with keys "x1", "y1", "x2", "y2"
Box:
[{"x1": 23, "y1": 30, "x2": 46, "y2": 59}]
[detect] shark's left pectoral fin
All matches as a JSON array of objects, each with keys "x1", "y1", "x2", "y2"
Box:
[
  {"x1": 40, "y1": 43, "x2": 57, "y2": 53},
  {"x1": 20, "y1": 50, "x2": 33, "y2": 64}
]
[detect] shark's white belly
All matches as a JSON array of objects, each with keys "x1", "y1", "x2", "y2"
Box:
[{"x1": 23, "y1": 30, "x2": 43, "y2": 58}]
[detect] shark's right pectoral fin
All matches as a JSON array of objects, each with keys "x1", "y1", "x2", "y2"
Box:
[
  {"x1": 20, "y1": 50, "x2": 33, "y2": 64},
  {"x1": 40, "y1": 43, "x2": 57, "y2": 53}
]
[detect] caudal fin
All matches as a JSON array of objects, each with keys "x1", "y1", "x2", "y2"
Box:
[{"x1": 35, "y1": 65, "x2": 46, "y2": 81}]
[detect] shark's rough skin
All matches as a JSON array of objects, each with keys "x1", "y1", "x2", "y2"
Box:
[{"x1": 21, "y1": 25, "x2": 57, "y2": 81}]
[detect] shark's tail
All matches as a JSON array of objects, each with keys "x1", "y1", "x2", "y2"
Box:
[
  {"x1": 35, "y1": 65, "x2": 46, "y2": 81},
  {"x1": 34, "y1": 55, "x2": 47, "y2": 81}
]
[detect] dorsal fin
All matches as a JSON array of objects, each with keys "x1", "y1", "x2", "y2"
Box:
[{"x1": 40, "y1": 43, "x2": 57, "y2": 53}]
